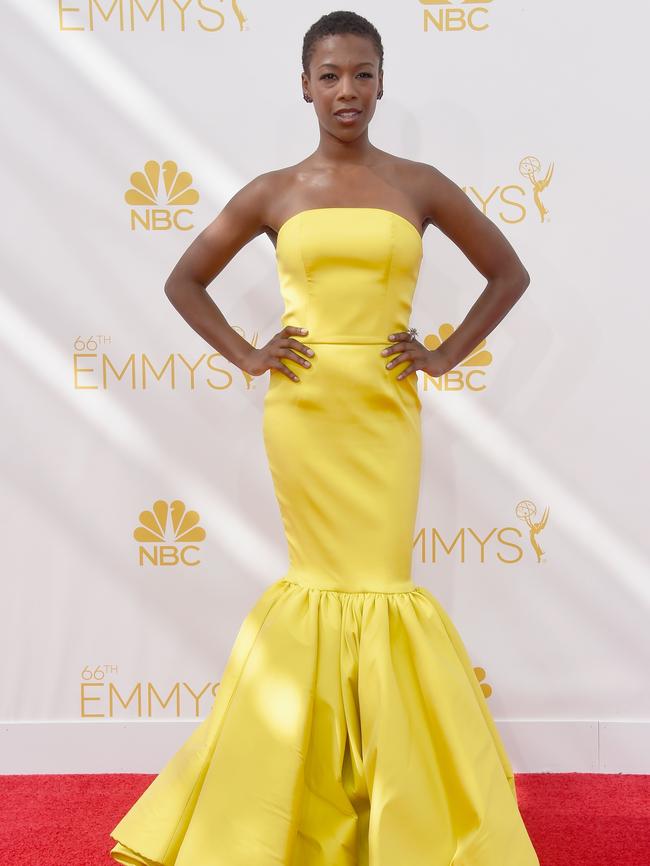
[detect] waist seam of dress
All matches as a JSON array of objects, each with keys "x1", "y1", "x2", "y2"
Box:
[
  {"x1": 298, "y1": 337, "x2": 392, "y2": 345},
  {"x1": 281, "y1": 577, "x2": 423, "y2": 596}
]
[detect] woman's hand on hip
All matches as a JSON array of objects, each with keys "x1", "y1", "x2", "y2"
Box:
[
  {"x1": 381, "y1": 332, "x2": 455, "y2": 380},
  {"x1": 242, "y1": 325, "x2": 314, "y2": 382}
]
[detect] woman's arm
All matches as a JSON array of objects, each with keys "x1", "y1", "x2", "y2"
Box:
[
  {"x1": 163, "y1": 174, "x2": 270, "y2": 373},
  {"x1": 419, "y1": 163, "x2": 531, "y2": 370}
]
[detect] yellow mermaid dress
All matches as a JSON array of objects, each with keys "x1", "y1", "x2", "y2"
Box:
[{"x1": 109, "y1": 207, "x2": 540, "y2": 866}]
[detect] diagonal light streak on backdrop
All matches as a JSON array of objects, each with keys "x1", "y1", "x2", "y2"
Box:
[
  {"x1": 7, "y1": 0, "x2": 242, "y2": 208},
  {"x1": 3, "y1": 0, "x2": 285, "y2": 580},
  {"x1": 0, "y1": 290, "x2": 286, "y2": 583},
  {"x1": 423, "y1": 382, "x2": 650, "y2": 606}
]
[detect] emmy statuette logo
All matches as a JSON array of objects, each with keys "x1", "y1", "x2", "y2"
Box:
[
  {"x1": 519, "y1": 156, "x2": 554, "y2": 223},
  {"x1": 516, "y1": 499, "x2": 549, "y2": 563}
]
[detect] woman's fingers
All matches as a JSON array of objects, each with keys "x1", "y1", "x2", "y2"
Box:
[
  {"x1": 383, "y1": 331, "x2": 423, "y2": 379},
  {"x1": 276, "y1": 335, "x2": 314, "y2": 367},
  {"x1": 388, "y1": 331, "x2": 414, "y2": 344},
  {"x1": 381, "y1": 331, "x2": 414, "y2": 357},
  {"x1": 285, "y1": 337, "x2": 315, "y2": 358},
  {"x1": 397, "y1": 363, "x2": 417, "y2": 380},
  {"x1": 280, "y1": 327, "x2": 315, "y2": 360},
  {"x1": 276, "y1": 346, "x2": 312, "y2": 368},
  {"x1": 272, "y1": 326, "x2": 315, "y2": 381},
  {"x1": 274, "y1": 360, "x2": 300, "y2": 381},
  {"x1": 385, "y1": 351, "x2": 410, "y2": 369}
]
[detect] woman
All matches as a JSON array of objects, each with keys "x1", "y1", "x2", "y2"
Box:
[{"x1": 110, "y1": 10, "x2": 539, "y2": 866}]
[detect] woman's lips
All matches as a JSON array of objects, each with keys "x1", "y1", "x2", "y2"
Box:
[{"x1": 334, "y1": 110, "x2": 361, "y2": 123}]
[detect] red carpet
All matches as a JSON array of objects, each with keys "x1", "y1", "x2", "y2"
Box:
[{"x1": 0, "y1": 773, "x2": 648, "y2": 865}]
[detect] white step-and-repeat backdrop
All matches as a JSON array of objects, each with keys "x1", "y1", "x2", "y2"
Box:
[{"x1": 1, "y1": 1, "x2": 648, "y2": 773}]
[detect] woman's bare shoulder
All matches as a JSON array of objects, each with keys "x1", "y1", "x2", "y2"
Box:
[
  {"x1": 253, "y1": 161, "x2": 316, "y2": 237},
  {"x1": 379, "y1": 152, "x2": 448, "y2": 192},
  {"x1": 212, "y1": 164, "x2": 300, "y2": 241},
  {"x1": 383, "y1": 155, "x2": 466, "y2": 231},
  {"x1": 369, "y1": 151, "x2": 448, "y2": 233}
]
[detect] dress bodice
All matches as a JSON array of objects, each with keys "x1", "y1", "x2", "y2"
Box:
[
  {"x1": 275, "y1": 207, "x2": 423, "y2": 344},
  {"x1": 264, "y1": 206, "x2": 424, "y2": 592}
]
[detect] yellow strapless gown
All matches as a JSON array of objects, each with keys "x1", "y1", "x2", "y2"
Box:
[{"x1": 109, "y1": 208, "x2": 539, "y2": 866}]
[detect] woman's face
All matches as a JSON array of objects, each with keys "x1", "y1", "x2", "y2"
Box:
[{"x1": 303, "y1": 33, "x2": 383, "y2": 139}]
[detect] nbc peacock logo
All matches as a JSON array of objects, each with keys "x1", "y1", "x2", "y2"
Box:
[
  {"x1": 134, "y1": 499, "x2": 206, "y2": 566},
  {"x1": 124, "y1": 160, "x2": 199, "y2": 232},
  {"x1": 418, "y1": 0, "x2": 494, "y2": 32},
  {"x1": 422, "y1": 323, "x2": 493, "y2": 391}
]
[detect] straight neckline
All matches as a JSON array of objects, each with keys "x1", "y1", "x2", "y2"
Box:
[{"x1": 275, "y1": 207, "x2": 424, "y2": 245}]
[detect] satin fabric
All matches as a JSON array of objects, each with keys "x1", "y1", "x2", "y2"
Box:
[{"x1": 110, "y1": 208, "x2": 540, "y2": 865}]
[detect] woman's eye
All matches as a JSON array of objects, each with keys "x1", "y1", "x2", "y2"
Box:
[{"x1": 320, "y1": 72, "x2": 373, "y2": 80}]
